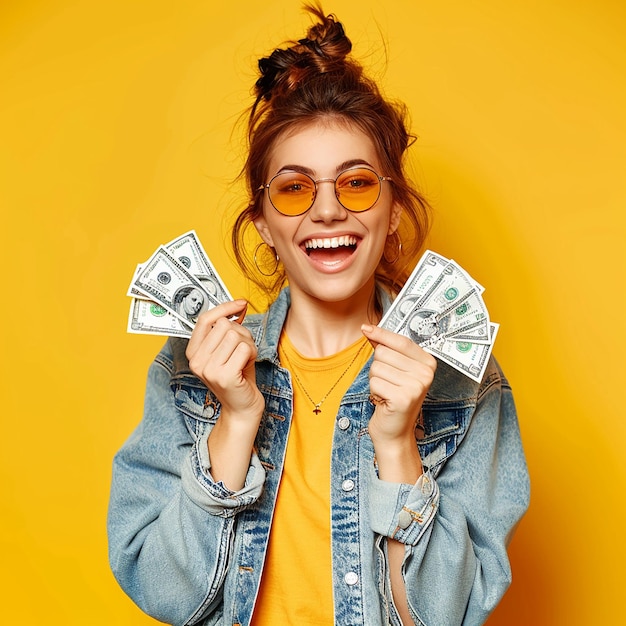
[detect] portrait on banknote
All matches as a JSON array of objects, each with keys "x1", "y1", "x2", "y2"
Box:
[{"x1": 174, "y1": 286, "x2": 207, "y2": 323}]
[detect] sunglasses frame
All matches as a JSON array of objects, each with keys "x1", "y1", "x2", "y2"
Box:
[{"x1": 258, "y1": 165, "x2": 393, "y2": 216}]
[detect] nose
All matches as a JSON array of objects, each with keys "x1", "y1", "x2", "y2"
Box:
[{"x1": 308, "y1": 179, "x2": 347, "y2": 223}]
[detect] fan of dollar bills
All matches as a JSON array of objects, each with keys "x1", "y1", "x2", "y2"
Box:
[
  {"x1": 127, "y1": 233, "x2": 497, "y2": 382},
  {"x1": 379, "y1": 250, "x2": 498, "y2": 382},
  {"x1": 126, "y1": 230, "x2": 232, "y2": 339}
]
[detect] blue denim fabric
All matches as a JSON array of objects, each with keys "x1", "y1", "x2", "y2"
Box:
[{"x1": 108, "y1": 287, "x2": 529, "y2": 626}]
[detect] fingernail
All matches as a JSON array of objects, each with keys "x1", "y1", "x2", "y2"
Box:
[{"x1": 361, "y1": 324, "x2": 373, "y2": 333}]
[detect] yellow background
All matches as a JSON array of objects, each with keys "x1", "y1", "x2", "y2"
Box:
[{"x1": 1, "y1": 1, "x2": 624, "y2": 623}]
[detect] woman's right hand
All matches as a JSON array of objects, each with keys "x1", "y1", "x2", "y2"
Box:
[
  {"x1": 186, "y1": 299, "x2": 265, "y2": 490},
  {"x1": 186, "y1": 299, "x2": 265, "y2": 421}
]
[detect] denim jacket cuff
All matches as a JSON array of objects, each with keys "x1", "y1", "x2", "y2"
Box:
[
  {"x1": 368, "y1": 465, "x2": 439, "y2": 545},
  {"x1": 181, "y1": 429, "x2": 266, "y2": 518}
]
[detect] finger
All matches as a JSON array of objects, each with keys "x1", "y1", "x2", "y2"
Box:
[
  {"x1": 204, "y1": 321, "x2": 256, "y2": 369},
  {"x1": 368, "y1": 377, "x2": 398, "y2": 406},
  {"x1": 369, "y1": 362, "x2": 433, "y2": 399},
  {"x1": 202, "y1": 341, "x2": 257, "y2": 391},
  {"x1": 232, "y1": 301, "x2": 248, "y2": 324},
  {"x1": 372, "y1": 344, "x2": 420, "y2": 372},
  {"x1": 189, "y1": 318, "x2": 256, "y2": 373},
  {"x1": 368, "y1": 375, "x2": 410, "y2": 414},
  {"x1": 369, "y1": 350, "x2": 436, "y2": 411},
  {"x1": 368, "y1": 372, "x2": 429, "y2": 415},
  {"x1": 372, "y1": 344, "x2": 437, "y2": 376},
  {"x1": 363, "y1": 324, "x2": 437, "y2": 369},
  {"x1": 187, "y1": 299, "x2": 248, "y2": 356},
  {"x1": 196, "y1": 299, "x2": 248, "y2": 330},
  {"x1": 362, "y1": 323, "x2": 417, "y2": 353}
]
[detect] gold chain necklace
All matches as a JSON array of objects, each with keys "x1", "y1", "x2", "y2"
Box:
[{"x1": 281, "y1": 339, "x2": 369, "y2": 415}]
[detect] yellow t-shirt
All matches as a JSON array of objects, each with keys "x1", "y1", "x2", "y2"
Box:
[{"x1": 252, "y1": 333, "x2": 372, "y2": 625}]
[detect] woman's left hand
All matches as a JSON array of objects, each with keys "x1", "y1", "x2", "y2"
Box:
[{"x1": 361, "y1": 324, "x2": 437, "y2": 482}]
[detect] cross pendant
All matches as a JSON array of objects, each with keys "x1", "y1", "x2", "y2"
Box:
[{"x1": 313, "y1": 404, "x2": 321, "y2": 415}]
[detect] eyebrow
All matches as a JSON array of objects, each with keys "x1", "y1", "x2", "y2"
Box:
[{"x1": 275, "y1": 159, "x2": 375, "y2": 177}]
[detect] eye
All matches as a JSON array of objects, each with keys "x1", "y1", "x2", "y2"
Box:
[
  {"x1": 273, "y1": 173, "x2": 314, "y2": 195},
  {"x1": 337, "y1": 169, "x2": 379, "y2": 193},
  {"x1": 284, "y1": 181, "x2": 304, "y2": 193}
]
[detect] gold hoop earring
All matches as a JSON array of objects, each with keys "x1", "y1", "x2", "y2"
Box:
[
  {"x1": 253, "y1": 242, "x2": 280, "y2": 276},
  {"x1": 383, "y1": 231, "x2": 402, "y2": 264}
]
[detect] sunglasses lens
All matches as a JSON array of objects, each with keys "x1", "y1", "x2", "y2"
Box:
[
  {"x1": 336, "y1": 168, "x2": 381, "y2": 212},
  {"x1": 268, "y1": 172, "x2": 316, "y2": 216}
]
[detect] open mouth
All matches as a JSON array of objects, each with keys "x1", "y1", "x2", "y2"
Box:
[{"x1": 302, "y1": 235, "x2": 359, "y2": 265}]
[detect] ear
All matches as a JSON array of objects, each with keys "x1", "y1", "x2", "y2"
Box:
[
  {"x1": 387, "y1": 201, "x2": 403, "y2": 235},
  {"x1": 253, "y1": 215, "x2": 275, "y2": 248}
]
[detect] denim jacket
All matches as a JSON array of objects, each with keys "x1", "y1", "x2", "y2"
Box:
[{"x1": 108, "y1": 288, "x2": 529, "y2": 626}]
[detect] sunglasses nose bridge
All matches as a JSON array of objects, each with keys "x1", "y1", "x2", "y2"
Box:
[
  {"x1": 312, "y1": 177, "x2": 341, "y2": 204},
  {"x1": 313, "y1": 177, "x2": 338, "y2": 193},
  {"x1": 308, "y1": 176, "x2": 347, "y2": 218}
]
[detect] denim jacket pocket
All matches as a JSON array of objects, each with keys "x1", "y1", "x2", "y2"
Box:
[
  {"x1": 173, "y1": 385, "x2": 220, "y2": 440},
  {"x1": 418, "y1": 401, "x2": 474, "y2": 474}
]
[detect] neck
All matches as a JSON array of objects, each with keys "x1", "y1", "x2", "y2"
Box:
[{"x1": 284, "y1": 281, "x2": 380, "y2": 357}]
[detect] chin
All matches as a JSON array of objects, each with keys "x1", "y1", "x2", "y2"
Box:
[{"x1": 307, "y1": 275, "x2": 377, "y2": 304}]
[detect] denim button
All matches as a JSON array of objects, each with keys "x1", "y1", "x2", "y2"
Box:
[
  {"x1": 341, "y1": 479, "x2": 355, "y2": 492},
  {"x1": 344, "y1": 571, "x2": 359, "y2": 586},
  {"x1": 338, "y1": 417, "x2": 350, "y2": 430},
  {"x1": 398, "y1": 510, "x2": 412, "y2": 529}
]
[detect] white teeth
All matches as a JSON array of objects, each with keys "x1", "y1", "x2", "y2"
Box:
[{"x1": 304, "y1": 235, "x2": 357, "y2": 249}]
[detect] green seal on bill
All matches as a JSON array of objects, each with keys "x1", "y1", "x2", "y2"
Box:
[
  {"x1": 150, "y1": 304, "x2": 167, "y2": 317},
  {"x1": 444, "y1": 287, "x2": 458, "y2": 301},
  {"x1": 455, "y1": 341, "x2": 472, "y2": 353}
]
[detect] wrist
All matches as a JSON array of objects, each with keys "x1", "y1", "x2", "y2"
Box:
[
  {"x1": 206, "y1": 404, "x2": 264, "y2": 490},
  {"x1": 370, "y1": 435, "x2": 422, "y2": 484},
  {"x1": 216, "y1": 406, "x2": 263, "y2": 442}
]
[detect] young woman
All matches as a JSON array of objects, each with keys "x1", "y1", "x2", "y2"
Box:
[{"x1": 108, "y1": 6, "x2": 529, "y2": 625}]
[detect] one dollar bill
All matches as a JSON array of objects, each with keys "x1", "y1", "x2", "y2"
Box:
[{"x1": 127, "y1": 298, "x2": 193, "y2": 337}]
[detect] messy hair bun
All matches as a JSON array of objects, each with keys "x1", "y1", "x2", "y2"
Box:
[
  {"x1": 254, "y1": 6, "x2": 352, "y2": 103},
  {"x1": 233, "y1": 3, "x2": 431, "y2": 305}
]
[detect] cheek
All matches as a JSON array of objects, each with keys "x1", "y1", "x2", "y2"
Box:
[
  {"x1": 267, "y1": 214, "x2": 304, "y2": 246},
  {"x1": 364, "y1": 213, "x2": 393, "y2": 244}
]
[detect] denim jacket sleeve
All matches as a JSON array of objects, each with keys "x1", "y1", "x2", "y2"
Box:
[
  {"x1": 107, "y1": 340, "x2": 265, "y2": 626},
  {"x1": 368, "y1": 357, "x2": 529, "y2": 625}
]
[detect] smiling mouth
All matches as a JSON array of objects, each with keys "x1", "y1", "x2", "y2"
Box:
[{"x1": 302, "y1": 235, "x2": 359, "y2": 266}]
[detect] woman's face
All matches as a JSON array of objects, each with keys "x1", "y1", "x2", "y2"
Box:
[{"x1": 254, "y1": 120, "x2": 402, "y2": 309}]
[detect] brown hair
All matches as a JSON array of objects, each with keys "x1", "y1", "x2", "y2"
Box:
[{"x1": 232, "y1": 3, "x2": 431, "y2": 304}]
